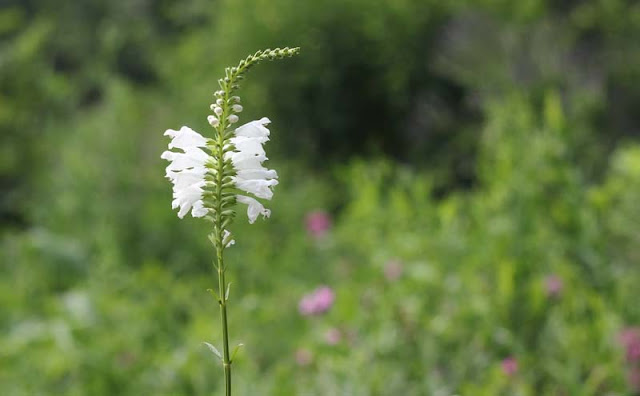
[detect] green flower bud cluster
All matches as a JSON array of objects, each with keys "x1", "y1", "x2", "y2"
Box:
[{"x1": 211, "y1": 47, "x2": 300, "y2": 135}]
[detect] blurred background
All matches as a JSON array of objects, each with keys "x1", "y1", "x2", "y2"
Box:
[{"x1": 1, "y1": 0, "x2": 640, "y2": 395}]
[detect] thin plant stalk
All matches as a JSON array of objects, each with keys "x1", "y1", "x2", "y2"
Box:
[{"x1": 216, "y1": 251, "x2": 231, "y2": 396}]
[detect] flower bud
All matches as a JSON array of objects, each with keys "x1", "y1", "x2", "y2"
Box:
[
  {"x1": 207, "y1": 115, "x2": 219, "y2": 127},
  {"x1": 231, "y1": 96, "x2": 241, "y2": 103},
  {"x1": 232, "y1": 104, "x2": 243, "y2": 113},
  {"x1": 216, "y1": 99, "x2": 224, "y2": 106},
  {"x1": 214, "y1": 106, "x2": 223, "y2": 116},
  {"x1": 228, "y1": 115, "x2": 239, "y2": 124}
]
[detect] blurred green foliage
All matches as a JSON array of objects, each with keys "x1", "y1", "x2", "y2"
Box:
[{"x1": 2, "y1": 0, "x2": 640, "y2": 395}]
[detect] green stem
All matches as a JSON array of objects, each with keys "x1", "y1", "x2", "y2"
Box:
[
  {"x1": 208, "y1": 48, "x2": 299, "y2": 395},
  {"x1": 216, "y1": 246, "x2": 231, "y2": 396},
  {"x1": 214, "y1": 84, "x2": 232, "y2": 395}
]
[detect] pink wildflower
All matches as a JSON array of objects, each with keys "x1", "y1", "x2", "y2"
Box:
[
  {"x1": 295, "y1": 348, "x2": 313, "y2": 366},
  {"x1": 545, "y1": 275, "x2": 564, "y2": 298},
  {"x1": 305, "y1": 210, "x2": 331, "y2": 238},
  {"x1": 298, "y1": 286, "x2": 335, "y2": 316},
  {"x1": 384, "y1": 259, "x2": 403, "y2": 281},
  {"x1": 619, "y1": 327, "x2": 640, "y2": 363},
  {"x1": 324, "y1": 328, "x2": 342, "y2": 345},
  {"x1": 501, "y1": 357, "x2": 518, "y2": 376}
]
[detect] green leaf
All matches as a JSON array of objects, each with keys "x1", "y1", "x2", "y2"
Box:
[
  {"x1": 203, "y1": 342, "x2": 222, "y2": 360},
  {"x1": 231, "y1": 343, "x2": 244, "y2": 362},
  {"x1": 207, "y1": 288, "x2": 221, "y2": 303},
  {"x1": 225, "y1": 282, "x2": 232, "y2": 300}
]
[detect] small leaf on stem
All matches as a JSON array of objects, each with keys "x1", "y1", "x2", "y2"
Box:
[
  {"x1": 207, "y1": 288, "x2": 221, "y2": 304},
  {"x1": 203, "y1": 342, "x2": 223, "y2": 360},
  {"x1": 231, "y1": 343, "x2": 244, "y2": 362},
  {"x1": 225, "y1": 283, "x2": 232, "y2": 300}
]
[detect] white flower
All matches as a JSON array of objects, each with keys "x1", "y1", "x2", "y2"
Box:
[
  {"x1": 222, "y1": 229, "x2": 235, "y2": 248},
  {"x1": 236, "y1": 195, "x2": 271, "y2": 224},
  {"x1": 234, "y1": 179, "x2": 278, "y2": 200},
  {"x1": 227, "y1": 118, "x2": 278, "y2": 223},
  {"x1": 165, "y1": 126, "x2": 208, "y2": 150},
  {"x1": 162, "y1": 126, "x2": 212, "y2": 219},
  {"x1": 235, "y1": 117, "x2": 270, "y2": 137}
]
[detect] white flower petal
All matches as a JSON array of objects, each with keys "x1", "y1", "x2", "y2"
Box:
[
  {"x1": 172, "y1": 182, "x2": 205, "y2": 219},
  {"x1": 222, "y1": 229, "x2": 235, "y2": 248},
  {"x1": 234, "y1": 178, "x2": 278, "y2": 200},
  {"x1": 236, "y1": 169, "x2": 278, "y2": 181},
  {"x1": 236, "y1": 195, "x2": 271, "y2": 224},
  {"x1": 234, "y1": 117, "x2": 271, "y2": 138},
  {"x1": 166, "y1": 126, "x2": 208, "y2": 150},
  {"x1": 226, "y1": 152, "x2": 268, "y2": 170},
  {"x1": 230, "y1": 136, "x2": 268, "y2": 156},
  {"x1": 162, "y1": 148, "x2": 209, "y2": 171},
  {"x1": 166, "y1": 167, "x2": 207, "y2": 189},
  {"x1": 191, "y1": 200, "x2": 208, "y2": 218}
]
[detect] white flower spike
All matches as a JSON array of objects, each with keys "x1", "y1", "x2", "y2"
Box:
[
  {"x1": 160, "y1": 47, "x2": 300, "y2": 396},
  {"x1": 161, "y1": 119, "x2": 279, "y2": 223},
  {"x1": 162, "y1": 49, "x2": 299, "y2": 231}
]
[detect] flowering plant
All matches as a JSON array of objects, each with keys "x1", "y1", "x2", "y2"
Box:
[{"x1": 161, "y1": 47, "x2": 299, "y2": 395}]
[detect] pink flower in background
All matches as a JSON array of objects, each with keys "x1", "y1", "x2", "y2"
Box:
[
  {"x1": 324, "y1": 328, "x2": 342, "y2": 345},
  {"x1": 295, "y1": 348, "x2": 313, "y2": 366},
  {"x1": 384, "y1": 259, "x2": 403, "y2": 281},
  {"x1": 619, "y1": 327, "x2": 640, "y2": 363},
  {"x1": 299, "y1": 286, "x2": 335, "y2": 316},
  {"x1": 501, "y1": 357, "x2": 518, "y2": 376},
  {"x1": 305, "y1": 210, "x2": 331, "y2": 238},
  {"x1": 545, "y1": 274, "x2": 564, "y2": 298}
]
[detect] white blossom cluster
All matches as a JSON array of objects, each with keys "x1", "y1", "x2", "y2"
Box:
[{"x1": 161, "y1": 113, "x2": 278, "y2": 224}]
